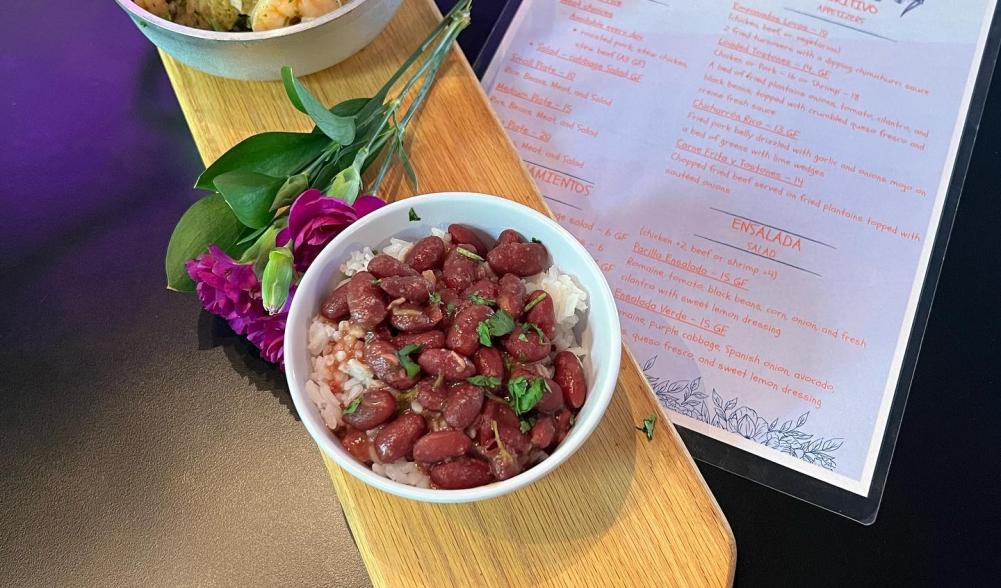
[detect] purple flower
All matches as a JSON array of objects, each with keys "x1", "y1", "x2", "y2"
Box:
[
  {"x1": 185, "y1": 245, "x2": 264, "y2": 335},
  {"x1": 277, "y1": 189, "x2": 385, "y2": 271},
  {"x1": 246, "y1": 286, "x2": 295, "y2": 369},
  {"x1": 186, "y1": 245, "x2": 291, "y2": 368}
]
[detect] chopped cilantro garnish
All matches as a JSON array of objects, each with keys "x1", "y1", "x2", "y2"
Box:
[
  {"x1": 508, "y1": 376, "x2": 546, "y2": 415},
  {"x1": 396, "y1": 343, "x2": 423, "y2": 378},
  {"x1": 408, "y1": 208, "x2": 420, "y2": 221},
  {"x1": 519, "y1": 417, "x2": 537, "y2": 433},
  {"x1": 636, "y1": 414, "x2": 657, "y2": 441},
  {"x1": 428, "y1": 291, "x2": 442, "y2": 304},
  {"x1": 446, "y1": 302, "x2": 457, "y2": 317},
  {"x1": 519, "y1": 322, "x2": 546, "y2": 343},
  {"x1": 343, "y1": 398, "x2": 361, "y2": 414},
  {"x1": 456, "y1": 246, "x2": 484, "y2": 262},
  {"x1": 467, "y1": 375, "x2": 501, "y2": 389},
  {"x1": 524, "y1": 292, "x2": 547, "y2": 312},
  {"x1": 371, "y1": 278, "x2": 382, "y2": 285},
  {"x1": 468, "y1": 293, "x2": 496, "y2": 306},
  {"x1": 477, "y1": 310, "x2": 516, "y2": 346}
]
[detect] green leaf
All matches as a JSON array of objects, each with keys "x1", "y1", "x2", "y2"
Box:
[
  {"x1": 508, "y1": 376, "x2": 545, "y2": 415},
  {"x1": 469, "y1": 293, "x2": 496, "y2": 306},
  {"x1": 165, "y1": 194, "x2": 247, "y2": 292},
  {"x1": 523, "y1": 322, "x2": 547, "y2": 343},
  {"x1": 467, "y1": 375, "x2": 501, "y2": 390},
  {"x1": 281, "y1": 66, "x2": 356, "y2": 145},
  {"x1": 196, "y1": 132, "x2": 329, "y2": 191},
  {"x1": 408, "y1": 207, "x2": 421, "y2": 222},
  {"x1": 328, "y1": 97, "x2": 370, "y2": 118},
  {"x1": 636, "y1": 414, "x2": 657, "y2": 441},
  {"x1": 261, "y1": 248, "x2": 294, "y2": 314},
  {"x1": 428, "y1": 291, "x2": 441, "y2": 304},
  {"x1": 272, "y1": 173, "x2": 309, "y2": 211},
  {"x1": 213, "y1": 170, "x2": 284, "y2": 229},
  {"x1": 397, "y1": 130, "x2": 419, "y2": 191},
  {"x1": 344, "y1": 398, "x2": 361, "y2": 414},
  {"x1": 524, "y1": 292, "x2": 547, "y2": 312},
  {"x1": 397, "y1": 343, "x2": 423, "y2": 378},
  {"x1": 477, "y1": 322, "x2": 493, "y2": 347},
  {"x1": 446, "y1": 302, "x2": 457, "y2": 317},
  {"x1": 456, "y1": 246, "x2": 484, "y2": 262},
  {"x1": 486, "y1": 310, "x2": 515, "y2": 337}
]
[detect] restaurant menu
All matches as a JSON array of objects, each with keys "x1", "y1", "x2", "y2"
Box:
[{"x1": 483, "y1": 0, "x2": 997, "y2": 497}]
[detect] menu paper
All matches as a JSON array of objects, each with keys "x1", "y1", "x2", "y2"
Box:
[{"x1": 483, "y1": 0, "x2": 997, "y2": 497}]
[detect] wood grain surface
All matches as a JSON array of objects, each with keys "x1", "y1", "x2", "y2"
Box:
[{"x1": 161, "y1": 0, "x2": 736, "y2": 585}]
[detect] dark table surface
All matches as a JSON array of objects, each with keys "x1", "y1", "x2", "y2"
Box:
[{"x1": 2, "y1": 1, "x2": 999, "y2": 586}]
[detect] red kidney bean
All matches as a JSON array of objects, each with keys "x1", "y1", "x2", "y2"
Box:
[
  {"x1": 341, "y1": 428, "x2": 374, "y2": 464},
  {"x1": 476, "y1": 399, "x2": 521, "y2": 447},
  {"x1": 535, "y1": 378, "x2": 565, "y2": 413},
  {"x1": 418, "y1": 348, "x2": 476, "y2": 381},
  {"x1": 320, "y1": 282, "x2": 350, "y2": 321},
  {"x1": 496, "y1": 274, "x2": 526, "y2": 319},
  {"x1": 379, "y1": 275, "x2": 433, "y2": 303},
  {"x1": 487, "y1": 449, "x2": 522, "y2": 481},
  {"x1": 473, "y1": 347, "x2": 504, "y2": 380},
  {"x1": 554, "y1": 351, "x2": 587, "y2": 410},
  {"x1": 530, "y1": 416, "x2": 556, "y2": 449},
  {"x1": 374, "y1": 412, "x2": 428, "y2": 463},
  {"x1": 554, "y1": 409, "x2": 573, "y2": 445},
  {"x1": 496, "y1": 423, "x2": 531, "y2": 454},
  {"x1": 524, "y1": 289, "x2": 556, "y2": 339},
  {"x1": 393, "y1": 330, "x2": 445, "y2": 350},
  {"x1": 412, "y1": 430, "x2": 472, "y2": 464},
  {"x1": 368, "y1": 254, "x2": 418, "y2": 278},
  {"x1": 415, "y1": 376, "x2": 448, "y2": 411},
  {"x1": 447, "y1": 224, "x2": 488, "y2": 255},
  {"x1": 389, "y1": 302, "x2": 441, "y2": 333},
  {"x1": 447, "y1": 304, "x2": 493, "y2": 356},
  {"x1": 405, "y1": 236, "x2": 446, "y2": 271},
  {"x1": 430, "y1": 458, "x2": 493, "y2": 489},
  {"x1": 461, "y1": 279, "x2": 498, "y2": 304},
  {"x1": 342, "y1": 389, "x2": 397, "y2": 431},
  {"x1": 442, "y1": 243, "x2": 480, "y2": 290},
  {"x1": 496, "y1": 229, "x2": 524, "y2": 246},
  {"x1": 372, "y1": 325, "x2": 393, "y2": 340},
  {"x1": 486, "y1": 242, "x2": 549, "y2": 277},
  {"x1": 347, "y1": 272, "x2": 387, "y2": 329},
  {"x1": 363, "y1": 339, "x2": 418, "y2": 390},
  {"x1": 502, "y1": 327, "x2": 552, "y2": 362},
  {"x1": 443, "y1": 383, "x2": 485, "y2": 429}
]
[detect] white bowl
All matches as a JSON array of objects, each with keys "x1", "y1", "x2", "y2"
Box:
[
  {"x1": 115, "y1": 0, "x2": 402, "y2": 80},
  {"x1": 285, "y1": 193, "x2": 621, "y2": 503}
]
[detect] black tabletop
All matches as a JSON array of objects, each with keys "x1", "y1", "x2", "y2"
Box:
[{"x1": 2, "y1": 1, "x2": 999, "y2": 586}]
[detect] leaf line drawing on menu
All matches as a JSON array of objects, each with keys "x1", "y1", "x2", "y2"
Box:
[{"x1": 642, "y1": 356, "x2": 844, "y2": 470}]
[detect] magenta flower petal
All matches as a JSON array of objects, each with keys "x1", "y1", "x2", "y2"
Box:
[{"x1": 281, "y1": 189, "x2": 386, "y2": 271}]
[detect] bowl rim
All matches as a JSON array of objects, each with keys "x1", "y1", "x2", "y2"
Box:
[
  {"x1": 285, "y1": 192, "x2": 621, "y2": 503},
  {"x1": 115, "y1": 0, "x2": 374, "y2": 41}
]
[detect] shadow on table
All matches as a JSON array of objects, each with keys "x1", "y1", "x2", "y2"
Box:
[{"x1": 197, "y1": 312, "x2": 299, "y2": 420}]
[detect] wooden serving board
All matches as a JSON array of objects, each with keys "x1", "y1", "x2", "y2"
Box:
[{"x1": 162, "y1": 0, "x2": 735, "y2": 585}]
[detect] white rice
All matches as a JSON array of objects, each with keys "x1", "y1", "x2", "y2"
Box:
[
  {"x1": 381, "y1": 238, "x2": 414, "y2": 261},
  {"x1": 340, "y1": 246, "x2": 376, "y2": 277},
  {"x1": 372, "y1": 459, "x2": 432, "y2": 488}
]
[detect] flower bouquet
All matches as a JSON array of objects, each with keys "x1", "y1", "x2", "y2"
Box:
[{"x1": 164, "y1": 1, "x2": 472, "y2": 368}]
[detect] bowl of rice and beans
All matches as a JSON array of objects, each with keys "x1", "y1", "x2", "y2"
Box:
[{"x1": 285, "y1": 193, "x2": 621, "y2": 503}]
